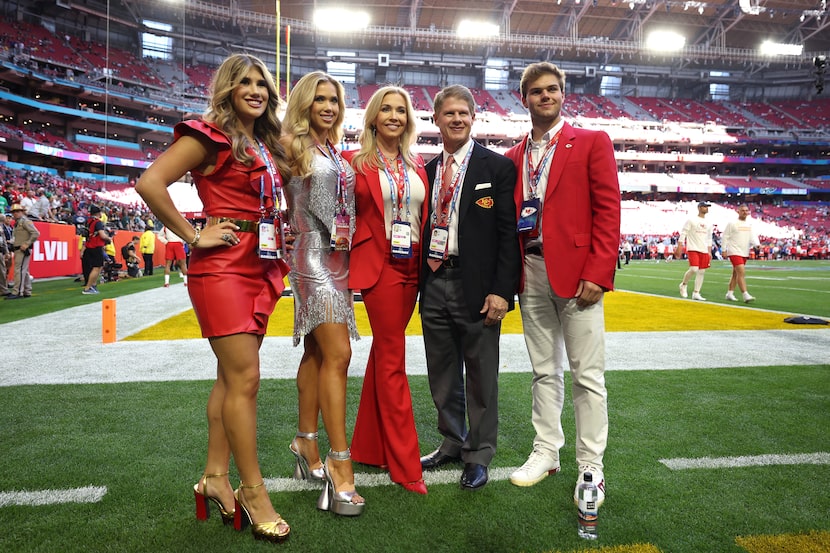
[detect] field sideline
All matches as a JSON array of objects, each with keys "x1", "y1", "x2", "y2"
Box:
[{"x1": 1, "y1": 260, "x2": 828, "y2": 552}]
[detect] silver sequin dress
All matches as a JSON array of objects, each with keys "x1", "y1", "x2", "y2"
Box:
[{"x1": 286, "y1": 153, "x2": 359, "y2": 346}]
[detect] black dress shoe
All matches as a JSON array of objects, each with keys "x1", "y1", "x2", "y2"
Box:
[
  {"x1": 460, "y1": 463, "x2": 488, "y2": 490},
  {"x1": 420, "y1": 449, "x2": 460, "y2": 470},
  {"x1": 4, "y1": 294, "x2": 21, "y2": 300}
]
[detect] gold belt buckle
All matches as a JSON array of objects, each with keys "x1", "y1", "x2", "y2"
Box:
[{"x1": 209, "y1": 216, "x2": 258, "y2": 233}]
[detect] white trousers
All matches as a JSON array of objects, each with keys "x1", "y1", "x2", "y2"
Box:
[{"x1": 519, "y1": 254, "x2": 608, "y2": 470}]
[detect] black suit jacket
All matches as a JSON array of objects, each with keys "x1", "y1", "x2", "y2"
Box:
[{"x1": 421, "y1": 141, "x2": 521, "y2": 320}]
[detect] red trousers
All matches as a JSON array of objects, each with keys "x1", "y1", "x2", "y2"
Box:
[{"x1": 350, "y1": 245, "x2": 422, "y2": 485}]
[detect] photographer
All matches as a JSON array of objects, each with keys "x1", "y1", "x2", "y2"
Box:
[
  {"x1": 121, "y1": 235, "x2": 142, "y2": 278},
  {"x1": 5, "y1": 203, "x2": 40, "y2": 299},
  {"x1": 81, "y1": 205, "x2": 112, "y2": 295}
]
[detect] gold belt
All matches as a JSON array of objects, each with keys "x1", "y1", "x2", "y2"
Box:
[{"x1": 206, "y1": 216, "x2": 259, "y2": 233}]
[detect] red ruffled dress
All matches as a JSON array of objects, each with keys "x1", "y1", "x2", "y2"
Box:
[{"x1": 174, "y1": 119, "x2": 289, "y2": 338}]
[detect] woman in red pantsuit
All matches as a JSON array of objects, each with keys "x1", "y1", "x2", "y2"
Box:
[{"x1": 344, "y1": 86, "x2": 430, "y2": 494}]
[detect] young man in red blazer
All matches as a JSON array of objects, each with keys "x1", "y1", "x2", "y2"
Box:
[{"x1": 504, "y1": 62, "x2": 620, "y2": 508}]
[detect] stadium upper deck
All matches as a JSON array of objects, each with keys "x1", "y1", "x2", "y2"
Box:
[{"x1": 0, "y1": 5, "x2": 828, "y2": 196}]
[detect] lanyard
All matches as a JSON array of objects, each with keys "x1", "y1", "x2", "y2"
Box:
[
  {"x1": 255, "y1": 138, "x2": 282, "y2": 217},
  {"x1": 378, "y1": 148, "x2": 411, "y2": 222},
  {"x1": 431, "y1": 145, "x2": 474, "y2": 228},
  {"x1": 316, "y1": 140, "x2": 349, "y2": 215},
  {"x1": 524, "y1": 128, "x2": 563, "y2": 199}
]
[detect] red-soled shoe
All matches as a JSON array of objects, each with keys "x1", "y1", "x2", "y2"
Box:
[
  {"x1": 193, "y1": 472, "x2": 235, "y2": 525},
  {"x1": 234, "y1": 482, "x2": 290, "y2": 543}
]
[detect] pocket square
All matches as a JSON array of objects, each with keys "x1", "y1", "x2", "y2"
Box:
[
  {"x1": 475, "y1": 196, "x2": 494, "y2": 208},
  {"x1": 474, "y1": 182, "x2": 492, "y2": 190}
]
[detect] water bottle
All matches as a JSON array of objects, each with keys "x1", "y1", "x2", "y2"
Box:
[{"x1": 577, "y1": 472, "x2": 598, "y2": 540}]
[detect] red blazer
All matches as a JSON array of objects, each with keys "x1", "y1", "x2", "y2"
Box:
[
  {"x1": 344, "y1": 150, "x2": 430, "y2": 291},
  {"x1": 505, "y1": 122, "x2": 621, "y2": 298}
]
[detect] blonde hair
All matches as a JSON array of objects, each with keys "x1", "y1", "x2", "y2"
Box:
[
  {"x1": 351, "y1": 86, "x2": 418, "y2": 175},
  {"x1": 281, "y1": 71, "x2": 346, "y2": 177},
  {"x1": 202, "y1": 53, "x2": 289, "y2": 180}
]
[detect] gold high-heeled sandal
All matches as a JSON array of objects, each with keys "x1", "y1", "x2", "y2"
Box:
[
  {"x1": 193, "y1": 472, "x2": 235, "y2": 525},
  {"x1": 233, "y1": 482, "x2": 290, "y2": 543},
  {"x1": 289, "y1": 431, "x2": 325, "y2": 482},
  {"x1": 317, "y1": 448, "x2": 366, "y2": 517}
]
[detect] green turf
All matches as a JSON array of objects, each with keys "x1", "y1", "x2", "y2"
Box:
[
  {"x1": 2, "y1": 260, "x2": 829, "y2": 552},
  {"x1": 0, "y1": 272, "x2": 171, "y2": 325},
  {"x1": 0, "y1": 367, "x2": 828, "y2": 552},
  {"x1": 615, "y1": 259, "x2": 830, "y2": 318}
]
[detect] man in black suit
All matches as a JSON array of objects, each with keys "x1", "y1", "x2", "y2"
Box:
[{"x1": 418, "y1": 84, "x2": 521, "y2": 490}]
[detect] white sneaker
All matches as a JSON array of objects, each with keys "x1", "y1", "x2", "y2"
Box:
[
  {"x1": 574, "y1": 465, "x2": 605, "y2": 508},
  {"x1": 692, "y1": 292, "x2": 706, "y2": 301},
  {"x1": 509, "y1": 449, "x2": 560, "y2": 487},
  {"x1": 679, "y1": 283, "x2": 688, "y2": 298},
  {"x1": 743, "y1": 293, "x2": 755, "y2": 303},
  {"x1": 725, "y1": 292, "x2": 738, "y2": 301}
]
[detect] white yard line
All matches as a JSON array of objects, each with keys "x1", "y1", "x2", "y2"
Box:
[
  {"x1": 264, "y1": 466, "x2": 519, "y2": 492},
  {"x1": 0, "y1": 486, "x2": 107, "y2": 507},
  {"x1": 659, "y1": 452, "x2": 830, "y2": 470}
]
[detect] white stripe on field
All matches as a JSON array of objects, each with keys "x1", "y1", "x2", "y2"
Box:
[
  {"x1": 0, "y1": 486, "x2": 107, "y2": 507},
  {"x1": 264, "y1": 467, "x2": 519, "y2": 492},
  {"x1": 659, "y1": 452, "x2": 830, "y2": 470}
]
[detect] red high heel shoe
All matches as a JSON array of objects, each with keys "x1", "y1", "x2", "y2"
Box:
[
  {"x1": 193, "y1": 472, "x2": 235, "y2": 525},
  {"x1": 400, "y1": 480, "x2": 428, "y2": 495}
]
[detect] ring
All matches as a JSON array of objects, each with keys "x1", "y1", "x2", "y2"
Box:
[{"x1": 222, "y1": 233, "x2": 231, "y2": 243}]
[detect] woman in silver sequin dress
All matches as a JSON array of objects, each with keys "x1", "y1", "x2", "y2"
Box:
[{"x1": 281, "y1": 71, "x2": 365, "y2": 516}]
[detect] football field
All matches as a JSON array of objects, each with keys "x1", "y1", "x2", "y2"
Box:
[{"x1": 1, "y1": 259, "x2": 828, "y2": 552}]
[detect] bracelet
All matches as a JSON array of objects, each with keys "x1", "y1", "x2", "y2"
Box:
[{"x1": 189, "y1": 227, "x2": 201, "y2": 248}]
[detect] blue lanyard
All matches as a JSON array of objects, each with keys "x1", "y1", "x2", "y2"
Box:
[
  {"x1": 317, "y1": 140, "x2": 349, "y2": 215},
  {"x1": 431, "y1": 145, "x2": 474, "y2": 228},
  {"x1": 378, "y1": 148, "x2": 411, "y2": 222},
  {"x1": 255, "y1": 138, "x2": 282, "y2": 217}
]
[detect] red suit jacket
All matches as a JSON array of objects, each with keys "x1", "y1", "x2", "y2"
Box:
[
  {"x1": 343, "y1": 149, "x2": 430, "y2": 291},
  {"x1": 505, "y1": 122, "x2": 621, "y2": 297}
]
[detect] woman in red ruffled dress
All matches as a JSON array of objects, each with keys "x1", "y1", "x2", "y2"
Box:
[{"x1": 136, "y1": 54, "x2": 291, "y2": 544}]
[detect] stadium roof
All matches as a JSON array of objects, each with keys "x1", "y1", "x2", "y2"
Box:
[
  {"x1": 226, "y1": 0, "x2": 829, "y2": 65},
  {"x1": 35, "y1": 0, "x2": 830, "y2": 89}
]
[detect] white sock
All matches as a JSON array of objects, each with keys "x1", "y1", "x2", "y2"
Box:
[
  {"x1": 694, "y1": 271, "x2": 705, "y2": 293},
  {"x1": 164, "y1": 274, "x2": 170, "y2": 285}
]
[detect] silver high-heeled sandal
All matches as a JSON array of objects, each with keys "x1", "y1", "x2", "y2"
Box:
[
  {"x1": 289, "y1": 431, "x2": 325, "y2": 482},
  {"x1": 317, "y1": 448, "x2": 365, "y2": 517}
]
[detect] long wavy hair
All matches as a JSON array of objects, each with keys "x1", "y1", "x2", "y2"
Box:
[
  {"x1": 351, "y1": 86, "x2": 418, "y2": 176},
  {"x1": 203, "y1": 53, "x2": 289, "y2": 181},
  {"x1": 281, "y1": 71, "x2": 346, "y2": 178}
]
